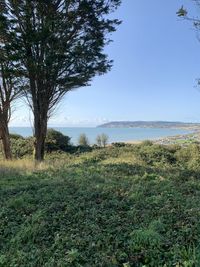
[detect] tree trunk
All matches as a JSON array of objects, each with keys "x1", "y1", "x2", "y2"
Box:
[
  {"x1": 34, "y1": 111, "x2": 48, "y2": 162},
  {"x1": 0, "y1": 120, "x2": 12, "y2": 160}
]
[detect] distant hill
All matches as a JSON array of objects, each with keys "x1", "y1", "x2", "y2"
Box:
[{"x1": 98, "y1": 121, "x2": 200, "y2": 129}]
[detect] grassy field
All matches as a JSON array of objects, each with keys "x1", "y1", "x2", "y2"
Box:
[{"x1": 1, "y1": 143, "x2": 200, "y2": 266}]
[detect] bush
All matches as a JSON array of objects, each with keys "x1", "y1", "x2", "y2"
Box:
[
  {"x1": 175, "y1": 144, "x2": 200, "y2": 170},
  {"x1": 45, "y1": 129, "x2": 71, "y2": 152},
  {"x1": 11, "y1": 137, "x2": 34, "y2": 158},
  {"x1": 9, "y1": 129, "x2": 71, "y2": 157},
  {"x1": 112, "y1": 142, "x2": 126, "y2": 147},
  {"x1": 10, "y1": 133, "x2": 24, "y2": 140},
  {"x1": 141, "y1": 140, "x2": 153, "y2": 146},
  {"x1": 138, "y1": 144, "x2": 176, "y2": 165}
]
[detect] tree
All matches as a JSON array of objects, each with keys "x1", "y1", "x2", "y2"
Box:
[
  {"x1": 0, "y1": 63, "x2": 13, "y2": 160},
  {"x1": 101, "y1": 133, "x2": 108, "y2": 147},
  {"x1": 177, "y1": 1, "x2": 200, "y2": 88},
  {"x1": 0, "y1": 0, "x2": 121, "y2": 161},
  {"x1": 96, "y1": 133, "x2": 108, "y2": 147},
  {"x1": 96, "y1": 134, "x2": 102, "y2": 147},
  {"x1": 177, "y1": 2, "x2": 200, "y2": 39},
  {"x1": 78, "y1": 133, "x2": 89, "y2": 147},
  {"x1": 0, "y1": 16, "x2": 22, "y2": 159}
]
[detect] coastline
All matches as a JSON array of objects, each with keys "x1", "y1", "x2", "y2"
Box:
[
  {"x1": 153, "y1": 130, "x2": 200, "y2": 146},
  {"x1": 125, "y1": 129, "x2": 200, "y2": 146}
]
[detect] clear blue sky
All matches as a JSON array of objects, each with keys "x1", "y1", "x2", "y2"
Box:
[{"x1": 10, "y1": 0, "x2": 200, "y2": 127}]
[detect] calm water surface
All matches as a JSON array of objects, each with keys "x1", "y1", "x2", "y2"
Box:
[{"x1": 9, "y1": 127, "x2": 192, "y2": 145}]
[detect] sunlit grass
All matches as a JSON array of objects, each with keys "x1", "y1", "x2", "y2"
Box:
[
  {"x1": 101, "y1": 151, "x2": 141, "y2": 165},
  {"x1": 0, "y1": 158, "x2": 48, "y2": 174},
  {"x1": 0, "y1": 154, "x2": 90, "y2": 178}
]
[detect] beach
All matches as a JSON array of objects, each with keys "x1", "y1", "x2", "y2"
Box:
[{"x1": 126, "y1": 129, "x2": 200, "y2": 146}]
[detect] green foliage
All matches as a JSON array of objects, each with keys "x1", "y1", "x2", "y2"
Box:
[
  {"x1": 9, "y1": 133, "x2": 24, "y2": 140},
  {"x1": 11, "y1": 136, "x2": 34, "y2": 158},
  {"x1": 0, "y1": 0, "x2": 121, "y2": 160},
  {"x1": 137, "y1": 143, "x2": 176, "y2": 166},
  {"x1": 96, "y1": 134, "x2": 102, "y2": 147},
  {"x1": 112, "y1": 142, "x2": 126, "y2": 147},
  {"x1": 101, "y1": 133, "x2": 109, "y2": 147},
  {"x1": 96, "y1": 133, "x2": 109, "y2": 147},
  {"x1": 175, "y1": 144, "x2": 200, "y2": 170},
  {"x1": 1, "y1": 144, "x2": 200, "y2": 266},
  {"x1": 8, "y1": 129, "x2": 72, "y2": 157},
  {"x1": 78, "y1": 133, "x2": 89, "y2": 147},
  {"x1": 141, "y1": 140, "x2": 153, "y2": 146},
  {"x1": 177, "y1": 6, "x2": 188, "y2": 17},
  {"x1": 45, "y1": 129, "x2": 71, "y2": 152}
]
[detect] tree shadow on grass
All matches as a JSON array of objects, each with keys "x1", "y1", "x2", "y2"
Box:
[{"x1": 1, "y1": 161, "x2": 200, "y2": 267}]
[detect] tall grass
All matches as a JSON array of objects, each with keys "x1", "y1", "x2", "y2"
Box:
[{"x1": 0, "y1": 158, "x2": 47, "y2": 175}]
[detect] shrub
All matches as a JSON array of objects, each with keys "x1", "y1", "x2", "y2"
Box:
[
  {"x1": 112, "y1": 142, "x2": 126, "y2": 147},
  {"x1": 175, "y1": 144, "x2": 200, "y2": 170},
  {"x1": 45, "y1": 129, "x2": 71, "y2": 152},
  {"x1": 138, "y1": 144, "x2": 176, "y2": 165},
  {"x1": 141, "y1": 140, "x2": 153, "y2": 146},
  {"x1": 10, "y1": 133, "x2": 24, "y2": 140},
  {"x1": 11, "y1": 137, "x2": 34, "y2": 158},
  {"x1": 9, "y1": 129, "x2": 71, "y2": 157}
]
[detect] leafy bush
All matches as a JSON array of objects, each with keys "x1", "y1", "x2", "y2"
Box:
[
  {"x1": 10, "y1": 133, "x2": 24, "y2": 140},
  {"x1": 11, "y1": 136, "x2": 34, "y2": 158},
  {"x1": 137, "y1": 143, "x2": 176, "y2": 165},
  {"x1": 45, "y1": 129, "x2": 71, "y2": 152},
  {"x1": 175, "y1": 144, "x2": 200, "y2": 170},
  {"x1": 112, "y1": 142, "x2": 126, "y2": 147},
  {"x1": 9, "y1": 129, "x2": 72, "y2": 157},
  {"x1": 141, "y1": 140, "x2": 153, "y2": 146}
]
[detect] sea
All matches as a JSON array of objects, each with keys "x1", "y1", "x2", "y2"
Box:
[{"x1": 9, "y1": 127, "x2": 192, "y2": 145}]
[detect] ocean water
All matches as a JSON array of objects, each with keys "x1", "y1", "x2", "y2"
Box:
[{"x1": 9, "y1": 127, "x2": 192, "y2": 145}]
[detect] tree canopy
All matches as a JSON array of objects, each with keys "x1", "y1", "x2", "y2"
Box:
[{"x1": 0, "y1": 0, "x2": 121, "y2": 161}]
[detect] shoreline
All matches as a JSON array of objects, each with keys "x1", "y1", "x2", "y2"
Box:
[
  {"x1": 125, "y1": 129, "x2": 200, "y2": 146},
  {"x1": 9, "y1": 126, "x2": 200, "y2": 146}
]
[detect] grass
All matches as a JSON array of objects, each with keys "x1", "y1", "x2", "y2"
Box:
[{"x1": 1, "y1": 144, "x2": 200, "y2": 266}]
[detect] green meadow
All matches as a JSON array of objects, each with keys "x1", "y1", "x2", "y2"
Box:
[{"x1": 1, "y1": 142, "x2": 200, "y2": 267}]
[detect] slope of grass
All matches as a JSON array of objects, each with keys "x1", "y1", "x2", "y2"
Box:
[{"x1": 1, "y1": 144, "x2": 200, "y2": 266}]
